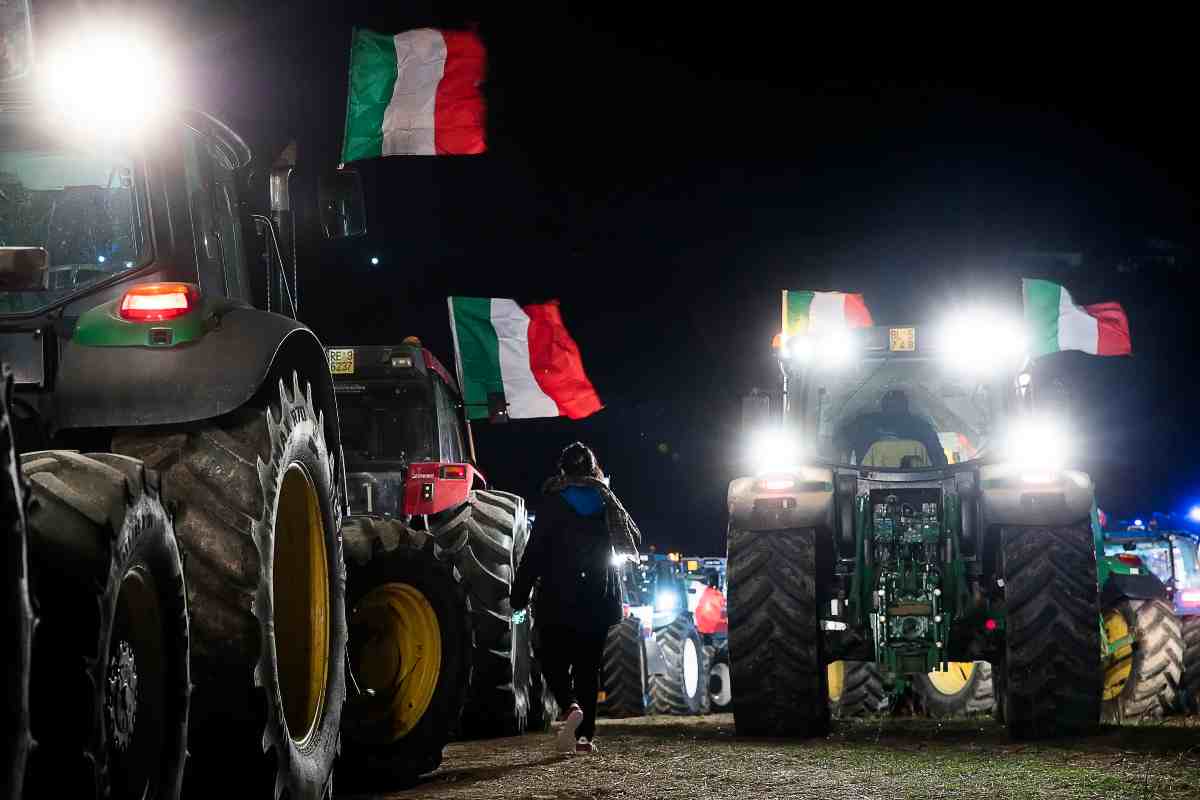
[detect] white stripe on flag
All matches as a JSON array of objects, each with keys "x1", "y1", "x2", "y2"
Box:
[
  {"x1": 382, "y1": 29, "x2": 446, "y2": 157},
  {"x1": 809, "y1": 291, "x2": 846, "y2": 329},
  {"x1": 490, "y1": 299, "x2": 559, "y2": 419},
  {"x1": 1056, "y1": 284, "x2": 1099, "y2": 354}
]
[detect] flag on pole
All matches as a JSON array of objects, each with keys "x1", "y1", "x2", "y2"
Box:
[
  {"x1": 1022, "y1": 279, "x2": 1132, "y2": 358},
  {"x1": 341, "y1": 27, "x2": 486, "y2": 162},
  {"x1": 782, "y1": 290, "x2": 873, "y2": 338},
  {"x1": 448, "y1": 297, "x2": 603, "y2": 421}
]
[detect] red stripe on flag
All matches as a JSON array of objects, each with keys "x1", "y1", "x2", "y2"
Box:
[
  {"x1": 434, "y1": 30, "x2": 486, "y2": 155},
  {"x1": 1084, "y1": 301, "x2": 1132, "y2": 356},
  {"x1": 523, "y1": 301, "x2": 603, "y2": 419},
  {"x1": 844, "y1": 293, "x2": 874, "y2": 328}
]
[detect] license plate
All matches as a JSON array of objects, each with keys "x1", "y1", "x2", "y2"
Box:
[
  {"x1": 597, "y1": 691, "x2": 607, "y2": 703},
  {"x1": 889, "y1": 327, "x2": 916, "y2": 352},
  {"x1": 328, "y1": 348, "x2": 355, "y2": 375}
]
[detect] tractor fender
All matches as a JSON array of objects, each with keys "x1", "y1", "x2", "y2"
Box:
[
  {"x1": 53, "y1": 308, "x2": 342, "y2": 470},
  {"x1": 1102, "y1": 572, "x2": 1170, "y2": 607},
  {"x1": 644, "y1": 633, "x2": 668, "y2": 677},
  {"x1": 727, "y1": 467, "x2": 835, "y2": 532},
  {"x1": 978, "y1": 463, "x2": 1094, "y2": 529}
]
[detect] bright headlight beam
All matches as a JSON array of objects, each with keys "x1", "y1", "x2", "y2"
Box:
[
  {"x1": 748, "y1": 428, "x2": 801, "y2": 475},
  {"x1": 39, "y1": 25, "x2": 174, "y2": 136},
  {"x1": 1006, "y1": 418, "x2": 1070, "y2": 471},
  {"x1": 936, "y1": 307, "x2": 1028, "y2": 375}
]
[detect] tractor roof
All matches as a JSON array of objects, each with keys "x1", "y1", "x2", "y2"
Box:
[{"x1": 327, "y1": 342, "x2": 460, "y2": 395}]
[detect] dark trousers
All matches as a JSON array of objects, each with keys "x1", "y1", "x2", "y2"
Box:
[{"x1": 537, "y1": 623, "x2": 608, "y2": 740}]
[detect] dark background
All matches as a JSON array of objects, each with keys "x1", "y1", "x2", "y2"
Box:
[{"x1": 178, "y1": 3, "x2": 1197, "y2": 552}]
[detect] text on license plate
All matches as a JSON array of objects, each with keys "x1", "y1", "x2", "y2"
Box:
[
  {"x1": 328, "y1": 349, "x2": 355, "y2": 375},
  {"x1": 889, "y1": 327, "x2": 916, "y2": 352}
]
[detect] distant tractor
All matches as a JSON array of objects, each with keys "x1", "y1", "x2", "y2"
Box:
[
  {"x1": 683, "y1": 557, "x2": 731, "y2": 712},
  {"x1": 327, "y1": 340, "x2": 551, "y2": 788},
  {"x1": 1102, "y1": 523, "x2": 1195, "y2": 716},
  {"x1": 600, "y1": 553, "x2": 709, "y2": 716},
  {"x1": 728, "y1": 309, "x2": 1105, "y2": 740}
]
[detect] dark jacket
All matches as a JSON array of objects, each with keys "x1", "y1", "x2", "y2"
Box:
[{"x1": 511, "y1": 486, "x2": 622, "y2": 632}]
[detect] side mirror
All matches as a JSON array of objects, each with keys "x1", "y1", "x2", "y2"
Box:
[
  {"x1": 0, "y1": 247, "x2": 49, "y2": 291},
  {"x1": 319, "y1": 169, "x2": 366, "y2": 239}
]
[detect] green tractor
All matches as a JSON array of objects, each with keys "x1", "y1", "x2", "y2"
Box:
[
  {"x1": 327, "y1": 340, "x2": 553, "y2": 789},
  {"x1": 1100, "y1": 520, "x2": 1193, "y2": 717},
  {"x1": 728, "y1": 309, "x2": 1104, "y2": 740},
  {"x1": 0, "y1": 5, "x2": 363, "y2": 796}
]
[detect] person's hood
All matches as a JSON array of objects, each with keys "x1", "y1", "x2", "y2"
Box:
[{"x1": 561, "y1": 485, "x2": 605, "y2": 518}]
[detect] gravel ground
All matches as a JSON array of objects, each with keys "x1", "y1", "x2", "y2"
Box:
[{"x1": 343, "y1": 714, "x2": 1200, "y2": 800}]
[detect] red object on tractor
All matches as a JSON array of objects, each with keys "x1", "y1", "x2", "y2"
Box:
[{"x1": 694, "y1": 585, "x2": 727, "y2": 635}]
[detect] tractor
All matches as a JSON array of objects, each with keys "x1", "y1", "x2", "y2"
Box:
[
  {"x1": 327, "y1": 339, "x2": 552, "y2": 788},
  {"x1": 682, "y1": 556, "x2": 732, "y2": 712},
  {"x1": 0, "y1": 4, "x2": 372, "y2": 796},
  {"x1": 600, "y1": 553, "x2": 709, "y2": 716},
  {"x1": 1102, "y1": 521, "x2": 1197, "y2": 713},
  {"x1": 727, "y1": 305, "x2": 1105, "y2": 740}
]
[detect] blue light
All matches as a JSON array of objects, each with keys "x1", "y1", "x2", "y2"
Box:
[
  {"x1": 654, "y1": 591, "x2": 679, "y2": 612},
  {"x1": 1189, "y1": 507, "x2": 1200, "y2": 523},
  {"x1": 1134, "y1": 519, "x2": 1144, "y2": 527},
  {"x1": 370, "y1": 256, "x2": 380, "y2": 266},
  {"x1": 97, "y1": 255, "x2": 106, "y2": 263}
]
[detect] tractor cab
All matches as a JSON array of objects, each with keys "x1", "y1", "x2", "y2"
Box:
[
  {"x1": 328, "y1": 339, "x2": 482, "y2": 518},
  {"x1": 1105, "y1": 528, "x2": 1200, "y2": 616}
]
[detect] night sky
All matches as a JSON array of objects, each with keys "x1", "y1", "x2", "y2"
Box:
[{"x1": 180, "y1": 4, "x2": 1198, "y2": 552}]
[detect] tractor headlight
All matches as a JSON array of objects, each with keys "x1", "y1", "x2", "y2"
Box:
[
  {"x1": 747, "y1": 428, "x2": 802, "y2": 475},
  {"x1": 654, "y1": 591, "x2": 679, "y2": 611},
  {"x1": 935, "y1": 307, "x2": 1027, "y2": 374},
  {"x1": 1005, "y1": 418, "x2": 1071, "y2": 473}
]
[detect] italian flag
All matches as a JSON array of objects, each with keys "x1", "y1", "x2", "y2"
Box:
[
  {"x1": 448, "y1": 297, "x2": 603, "y2": 421},
  {"x1": 1022, "y1": 279, "x2": 1132, "y2": 357},
  {"x1": 341, "y1": 28, "x2": 486, "y2": 161},
  {"x1": 782, "y1": 290, "x2": 873, "y2": 338}
]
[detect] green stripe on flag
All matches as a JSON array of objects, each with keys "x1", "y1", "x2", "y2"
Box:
[
  {"x1": 785, "y1": 290, "x2": 815, "y2": 337},
  {"x1": 1022, "y1": 279, "x2": 1062, "y2": 358},
  {"x1": 450, "y1": 297, "x2": 503, "y2": 420},
  {"x1": 341, "y1": 28, "x2": 399, "y2": 164}
]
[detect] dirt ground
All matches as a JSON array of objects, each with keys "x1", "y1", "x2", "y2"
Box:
[{"x1": 345, "y1": 714, "x2": 1200, "y2": 800}]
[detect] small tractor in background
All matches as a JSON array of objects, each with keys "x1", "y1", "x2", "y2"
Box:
[
  {"x1": 683, "y1": 556, "x2": 732, "y2": 712},
  {"x1": 728, "y1": 305, "x2": 1107, "y2": 741},
  {"x1": 327, "y1": 339, "x2": 553, "y2": 786},
  {"x1": 1102, "y1": 519, "x2": 1198, "y2": 713},
  {"x1": 600, "y1": 552, "x2": 710, "y2": 716}
]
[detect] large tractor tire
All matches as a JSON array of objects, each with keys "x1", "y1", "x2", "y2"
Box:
[
  {"x1": 113, "y1": 372, "x2": 347, "y2": 798},
  {"x1": 912, "y1": 662, "x2": 995, "y2": 717},
  {"x1": 827, "y1": 661, "x2": 886, "y2": 718},
  {"x1": 707, "y1": 643, "x2": 732, "y2": 713},
  {"x1": 339, "y1": 516, "x2": 472, "y2": 791},
  {"x1": 524, "y1": 609, "x2": 559, "y2": 732},
  {"x1": 727, "y1": 526, "x2": 830, "y2": 737},
  {"x1": 1101, "y1": 598, "x2": 1183, "y2": 722},
  {"x1": 430, "y1": 489, "x2": 532, "y2": 738},
  {"x1": 1183, "y1": 615, "x2": 1200, "y2": 712},
  {"x1": 600, "y1": 616, "x2": 651, "y2": 717},
  {"x1": 2, "y1": 368, "x2": 31, "y2": 800},
  {"x1": 650, "y1": 616, "x2": 710, "y2": 715},
  {"x1": 22, "y1": 451, "x2": 189, "y2": 799},
  {"x1": 997, "y1": 524, "x2": 1102, "y2": 739}
]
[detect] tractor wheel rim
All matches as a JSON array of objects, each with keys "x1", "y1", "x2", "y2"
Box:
[
  {"x1": 273, "y1": 463, "x2": 331, "y2": 747},
  {"x1": 711, "y1": 662, "x2": 732, "y2": 706},
  {"x1": 1103, "y1": 608, "x2": 1133, "y2": 701},
  {"x1": 349, "y1": 582, "x2": 442, "y2": 742},
  {"x1": 827, "y1": 661, "x2": 845, "y2": 702},
  {"x1": 107, "y1": 565, "x2": 166, "y2": 798},
  {"x1": 683, "y1": 638, "x2": 699, "y2": 697},
  {"x1": 927, "y1": 661, "x2": 977, "y2": 696}
]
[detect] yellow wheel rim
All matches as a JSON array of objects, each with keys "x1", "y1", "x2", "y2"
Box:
[
  {"x1": 273, "y1": 464, "x2": 330, "y2": 746},
  {"x1": 827, "y1": 661, "x2": 845, "y2": 702},
  {"x1": 927, "y1": 662, "x2": 977, "y2": 695},
  {"x1": 1103, "y1": 609, "x2": 1133, "y2": 701},
  {"x1": 350, "y1": 582, "x2": 442, "y2": 742}
]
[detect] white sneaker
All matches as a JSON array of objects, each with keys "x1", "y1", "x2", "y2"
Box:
[
  {"x1": 575, "y1": 737, "x2": 597, "y2": 755},
  {"x1": 555, "y1": 705, "x2": 583, "y2": 753}
]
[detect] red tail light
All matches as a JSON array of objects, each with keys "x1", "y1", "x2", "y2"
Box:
[
  {"x1": 119, "y1": 283, "x2": 197, "y2": 322},
  {"x1": 440, "y1": 464, "x2": 467, "y2": 480},
  {"x1": 984, "y1": 618, "x2": 998, "y2": 631},
  {"x1": 1116, "y1": 553, "x2": 1142, "y2": 567}
]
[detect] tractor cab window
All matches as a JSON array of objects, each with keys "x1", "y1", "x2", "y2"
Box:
[
  {"x1": 337, "y1": 381, "x2": 436, "y2": 466},
  {"x1": 432, "y1": 376, "x2": 466, "y2": 463},
  {"x1": 183, "y1": 125, "x2": 246, "y2": 300},
  {"x1": 796, "y1": 356, "x2": 998, "y2": 469},
  {"x1": 0, "y1": 125, "x2": 149, "y2": 313}
]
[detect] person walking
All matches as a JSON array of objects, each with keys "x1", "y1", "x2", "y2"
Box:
[{"x1": 511, "y1": 442, "x2": 641, "y2": 755}]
